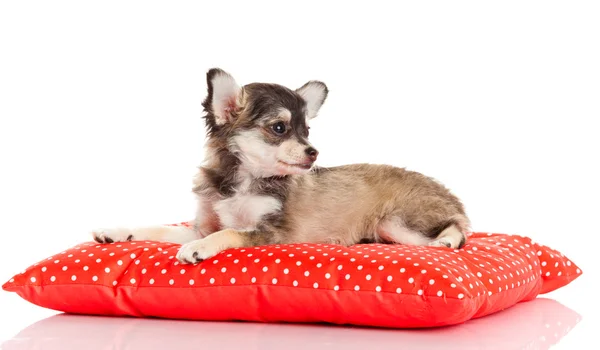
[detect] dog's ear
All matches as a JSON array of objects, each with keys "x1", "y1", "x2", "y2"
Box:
[
  {"x1": 296, "y1": 81, "x2": 328, "y2": 120},
  {"x1": 205, "y1": 68, "x2": 241, "y2": 125}
]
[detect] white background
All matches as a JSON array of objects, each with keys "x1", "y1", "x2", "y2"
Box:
[{"x1": 0, "y1": 1, "x2": 597, "y2": 348}]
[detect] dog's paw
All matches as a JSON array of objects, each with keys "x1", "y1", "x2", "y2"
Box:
[
  {"x1": 428, "y1": 237, "x2": 453, "y2": 248},
  {"x1": 92, "y1": 228, "x2": 134, "y2": 244},
  {"x1": 176, "y1": 238, "x2": 222, "y2": 264}
]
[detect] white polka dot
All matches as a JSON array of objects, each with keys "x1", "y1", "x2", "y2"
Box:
[
  {"x1": 545, "y1": 271, "x2": 551, "y2": 276},
  {"x1": 92, "y1": 276, "x2": 98, "y2": 282},
  {"x1": 271, "y1": 278, "x2": 277, "y2": 285},
  {"x1": 313, "y1": 282, "x2": 319, "y2": 289},
  {"x1": 75, "y1": 259, "x2": 80, "y2": 263},
  {"x1": 396, "y1": 288, "x2": 402, "y2": 294},
  {"x1": 316, "y1": 263, "x2": 322, "y2": 268},
  {"x1": 366, "y1": 274, "x2": 372, "y2": 281},
  {"x1": 233, "y1": 259, "x2": 239, "y2": 264},
  {"x1": 400, "y1": 268, "x2": 406, "y2": 273},
  {"x1": 83, "y1": 266, "x2": 89, "y2": 271},
  {"x1": 477, "y1": 272, "x2": 482, "y2": 277},
  {"x1": 41, "y1": 267, "x2": 47, "y2": 272},
  {"x1": 408, "y1": 277, "x2": 415, "y2": 283},
  {"x1": 149, "y1": 278, "x2": 155, "y2": 285},
  {"x1": 252, "y1": 277, "x2": 257, "y2": 283},
  {"x1": 293, "y1": 280, "x2": 298, "y2": 286},
  {"x1": 378, "y1": 266, "x2": 384, "y2": 271},
  {"x1": 458, "y1": 293, "x2": 464, "y2": 299},
  {"x1": 117, "y1": 260, "x2": 123, "y2": 266},
  {"x1": 71, "y1": 275, "x2": 77, "y2": 281},
  {"x1": 325, "y1": 273, "x2": 331, "y2": 279},
  {"x1": 387, "y1": 276, "x2": 393, "y2": 282},
  {"x1": 30, "y1": 277, "x2": 36, "y2": 283},
  {"x1": 169, "y1": 279, "x2": 175, "y2": 285},
  {"x1": 354, "y1": 285, "x2": 360, "y2": 291},
  {"x1": 50, "y1": 276, "x2": 56, "y2": 282},
  {"x1": 334, "y1": 285, "x2": 340, "y2": 291},
  {"x1": 304, "y1": 271, "x2": 310, "y2": 277},
  {"x1": 155, "y1": 262, "x2": 160, "y2": 266},
  {"x1": 488, "y1": 291, "x2": 493, "y2": 296},
  {"x1": 262, "y1": 267, "x2": 268, "y2": 272},
  {"x1": 541, "y1": 261, "x2": 547, "y2": 266},
  {"x1": 242, "y1": 267, "x2": 248, "y2": 273},
  {"x1": 577, "y1": 269, "x2": 581, "y2": 274},
  {"x1": 112, "y1": 280, "x2": 117, "y2": 286},
  {"x1": 104, "y1": 267, "x2": 110, "y2": 273},
  {"x1": 451, "y1": 283, "x2": 457, "y2": 288},
  {"x1": 62, "y1": 266, "x2": 68, "y2": 271},
  {"x1": 254, "y1": 259, "x2": 260, "y2": 263},
  {"x1": 567, "y1": 261, "x2": 572, "y2": 266},
  {"x1": 161, "y1": 269, "x2": 167, "y2": 274},
  {"x1": 345, "y1": 274, "x2": 351, "y2": 280},
  {"x1": 283, "y1": 268, "x2": 289, "y2": 274},
  {"x1": 357, "y1": 265, "x2": 363, "y2": 270},
  {"x1": 417, "y1": 289, "x2": 423, "y2": 296},
  {"x1": 9, "y1": 278, "x2": 14, "y2": 283},
  {"x1": 437, "y1": 290, "x2": 443, "y2": 297},
  {"x1": 130, "y1": 278, "x2": 136, "y2": 284},
  {"x1": 96, "y1": 259, "x2": 102, "y2": 263},
  {"x1": 130, "y1": 253, "x2": 136, "y2": 259},
  {"x1": 200, "y1": 269, "x2": 206, "y2": 274},
  {"x1": 429, "y1": 279, "x2": 435, "y2": 285}
]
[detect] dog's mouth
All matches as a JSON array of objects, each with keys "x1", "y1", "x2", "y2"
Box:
[{"x1": 277, "y1": 160, "x2": 313, "y2": 170}]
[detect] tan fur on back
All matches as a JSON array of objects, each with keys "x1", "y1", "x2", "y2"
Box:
[{"x1": 281, "y1": 164, "x2": 469, "y2": 245}]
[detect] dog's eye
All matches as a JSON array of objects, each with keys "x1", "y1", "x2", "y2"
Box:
[{"x1": 272, "y1": 122, "x2": 286, "y2": 135}]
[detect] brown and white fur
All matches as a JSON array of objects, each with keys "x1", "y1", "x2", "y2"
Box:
[{"x1": 92, "y1": 68, "x2": 471, "y2": 264}]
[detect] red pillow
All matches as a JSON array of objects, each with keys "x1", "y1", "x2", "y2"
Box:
[
  {"x1": 2, "y1": 223, "x2": 582, "y2": 328},
  {"x1": 0, "y1": 298, "x2": 581, "y2": 349}
]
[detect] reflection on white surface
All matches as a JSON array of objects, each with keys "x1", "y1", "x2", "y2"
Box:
[{"x1": 2, "y1": 297, "x2": 580, "y2": 350}]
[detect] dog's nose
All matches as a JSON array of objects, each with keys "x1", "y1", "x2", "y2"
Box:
[{"x1": 305, "y1": 147, "x2": 319, "y2": 162}]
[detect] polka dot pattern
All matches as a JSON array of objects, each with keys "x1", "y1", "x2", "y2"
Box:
[{"x1": 1, "y1": 224, "x2": 582, "y2": 328}]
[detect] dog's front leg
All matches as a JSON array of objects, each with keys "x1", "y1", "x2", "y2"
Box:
[
  {"x1": 176, "y1": 228, "x2": 273, "y2": 264},
  {"x1": 92, "y1": 224, "x2": 199, "y2": 245}
]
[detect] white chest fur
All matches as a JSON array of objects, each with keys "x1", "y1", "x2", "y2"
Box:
[{"x1": 213, "y1": 193, "x2": 282, "y2": 231}]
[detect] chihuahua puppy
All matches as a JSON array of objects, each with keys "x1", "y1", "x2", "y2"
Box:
[{"x1": 93, "y1": 68, "x2": 470, "y2": 263}]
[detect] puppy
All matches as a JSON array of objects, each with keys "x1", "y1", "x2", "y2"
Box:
[{"x1": 93, "y1": 68, "x2": 471, "y2": 264}]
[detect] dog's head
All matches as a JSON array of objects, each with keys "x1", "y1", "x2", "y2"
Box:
[{"x1": 202, "y1": 68, "x2": 328, "y2": 177}]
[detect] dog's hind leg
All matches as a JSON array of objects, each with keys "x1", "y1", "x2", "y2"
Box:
[
  {"x1": 375, "y1": 217, "x2": 432, "y2": 246},
  {"x1": 375, "y1": 216, "x2": 467, "y2": 249},
  {"x1": 428, "y1": 224, "x2": 466, "y2": 248}
]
